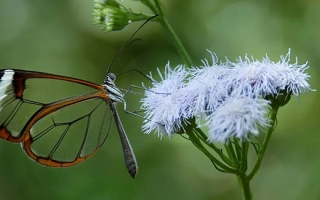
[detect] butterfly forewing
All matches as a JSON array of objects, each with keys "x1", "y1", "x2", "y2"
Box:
[
  {"x1": 21, "y1": 78, "x2": 98, "y2": 104},
  {"x1": 0, "y1": 71, "x2": 43, "y2": 141}
]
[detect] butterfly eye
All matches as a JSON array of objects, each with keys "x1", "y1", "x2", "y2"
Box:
[{"x1": 108, "y1": 73, "x2": 116, "y2": 81}]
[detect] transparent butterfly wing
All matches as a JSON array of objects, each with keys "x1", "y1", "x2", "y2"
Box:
[
  {"x1": 23, "y1": 95, "x2": 113, "y2": 166},
  {"x1": 0, "y1": 69, "x2": 113, "y2": 166}
]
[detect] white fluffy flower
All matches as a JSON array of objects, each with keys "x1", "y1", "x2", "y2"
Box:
[
  {"x1": 141, "y1": 49, "x2": 313, "y2": 143},
  {"x1": 228, "y1": 49, "x2": 312, "y2": 96},
  {"x1": 206, "y1": 96, "x2": 270, "y2": 143},
  {"x1": 141, "y1": 63, "x2": 190, "y2": 136},
  {"x1": 185, "y1": 52, "x2": 232, "y2": 117}
]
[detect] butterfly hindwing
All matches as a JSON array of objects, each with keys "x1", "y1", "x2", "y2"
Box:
[{"x1": 23, "y1": 95, "x2": 113, "y2": 167}]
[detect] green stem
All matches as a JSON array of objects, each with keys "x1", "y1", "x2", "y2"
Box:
[
  {"x1": 240, "y1": 141, "x2": 249, "y2": 172},
  {"x1": 187, "y1": 127, "x2": 237, "y2": 173},
  {"x1": 237, "y1": 173, "x2": 252, "y2": 200},
  {"x1": 224, "y1": 142, "x2": 238, "y2": 163},
  {"x1": 194, "y1": 127, "x2": 237, "y2": 168},
  {"x1": 149, "y1": 0, "x2": 193, "y2": 67},
  {"x1": 195, "y1": 127, "x2": 221, "y2": 154},
  {"x1": 233, "y1": 138, "x2": 242, "y2": 161},
  {"x1": 159, "y1": 17, "x2": 193, "y2": 67},
  {"x1": 248, "y1": 106, "x2": 279, "y2": 180}
]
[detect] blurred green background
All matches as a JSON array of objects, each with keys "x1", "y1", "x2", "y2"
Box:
[{"x1": 0, "y1": 0, "x2": 319, "y2": 199}]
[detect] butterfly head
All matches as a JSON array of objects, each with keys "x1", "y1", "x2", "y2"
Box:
[{"x1": 103, "y1": 73, "x2": 124, "y2": 103}]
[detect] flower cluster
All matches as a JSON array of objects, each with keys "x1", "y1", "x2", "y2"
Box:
[{"x1": 141, "y1": 50, "x2": 313, "y2": 143}]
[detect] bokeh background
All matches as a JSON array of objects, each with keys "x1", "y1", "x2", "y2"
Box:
[{"x1": 0, "y1": 0, "x2": 319, "y2": 199}]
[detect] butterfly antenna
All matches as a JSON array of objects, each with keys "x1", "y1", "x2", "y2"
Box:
[
  {"x1": 106, "y1": 14, "x2": 159, "y2": 74},
  {"x1": 116, "y1": 69, "x2": 154, "y2": 82}
]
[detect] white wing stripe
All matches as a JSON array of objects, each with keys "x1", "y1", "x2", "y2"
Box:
[{"x1": 0, "y1": 69, "x2": 14, "y2": 102}]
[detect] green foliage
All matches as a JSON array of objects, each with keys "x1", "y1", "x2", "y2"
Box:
[{"x1": 0, "y1": 0, "x2": 319, "y2": 199}]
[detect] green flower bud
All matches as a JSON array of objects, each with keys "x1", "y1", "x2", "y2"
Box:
[
  {"x1": 265, "y1": 88, "x2": 292, "y2": 108},
  {"x1": 93, "y1": 0, "x2": 153, "y2": 32}
]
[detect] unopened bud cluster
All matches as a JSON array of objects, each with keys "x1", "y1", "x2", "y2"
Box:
[{"x1": 93, "y1": 0, "x2": 153, "y2": 32}]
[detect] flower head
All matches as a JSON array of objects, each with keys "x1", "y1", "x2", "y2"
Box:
[
  {"x1": 141, "y1": 63, "x2": 190, "y2": 137},
  {"x1": 206, "y1": 96, "x2": 270, "y2": 143},
  {"x1": 185, "y1": 51, "x2": 232, "y2": 117},
  {"x1": 228, "y1": 49, "x2": 313, "y2": 97}
]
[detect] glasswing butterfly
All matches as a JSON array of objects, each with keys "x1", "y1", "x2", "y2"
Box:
[
  {"x1": 0, "y1": 15, "x2": 158, "y2": 179},
  {"x1": 0, "y1": 69, "x2": 137, "y2": 178}
]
